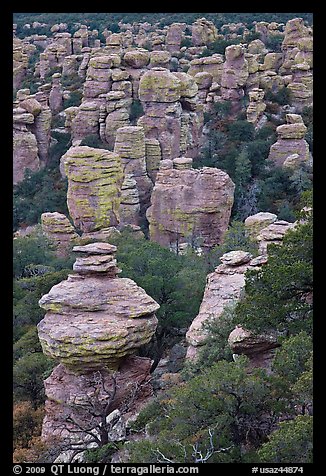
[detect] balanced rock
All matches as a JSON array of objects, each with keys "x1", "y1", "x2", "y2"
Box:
[
  {"x1": 38, "y1": 243, "x2": 160, "y2": 371},
  {"x1": 146, "y1": 162, "x2": 235, "y2": 251},
  {"x1": 256, "y1": 220, "x2": 296, "y2": 255},
  {"x1": 113, "y1": 126, "x2": 153, "y2": 217}
]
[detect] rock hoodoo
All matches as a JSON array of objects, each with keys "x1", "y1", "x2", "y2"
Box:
[
  {"x1": 37, "y1": 243, "x2": 160, "y2": 449},
  {"x1": 146, "y1": 159, "x2": 235, "y2": 251},
  {"x1": 267, "y1": 114, "x2": 310, "y2": 168},
  {"x1": 60, "y1": 146, "x2": 124, "y2": 233}
]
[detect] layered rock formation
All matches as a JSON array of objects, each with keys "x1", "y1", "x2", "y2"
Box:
[
  {"x1": 61, "y1": 146, "x2": 124, "y2": 232},
  {"x1": 146, "y1": 159, "x2": 235, "y2": 251},
  {"x1": 113, "y1": 126, "x2": 153, "y2": 217},
  {"x1": 13, "y1": 105, "x2": 40, "y2": 184},
  {"x1": 37, "y1": 243, "x2": 160, "y2": 450},
  {"x1": 186, "y1": 250, "x2": 259, "y2": 360},
  {"x1": 41, "y1": 212, "x2": 80, "y2": 258},
  {"x1": 267, "y1": 114, "x2": 310, "y2": 167}
]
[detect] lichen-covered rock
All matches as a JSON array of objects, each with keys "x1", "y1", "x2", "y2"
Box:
[
  {"x1": 146, "y1": 161, "x2": 235, "y2": 251},
  {"x1": 166, "y1": 23, "x2": 186, "y2": 52},
  {"x1": 41, "y1": 212, "x2": 80, "y2": 258},
  {"x1": 246, "y1": 88, "x2": 266, "y2": 126},
  {"x1": 41, "y1": 356, "x2": 154, "y2": 442},
  {"x1": 37, "y1": 243, "x2": 159, "y2": 371},
  {"x1": 187, "y1": 55, "x2": 224, "y2": 83},
  {"x1": 49, "y1": 73, "x2": 64, "y2": 114},
  {"x1": 61, "y1": 146, "x2": 124, "y2": 232},
  {"x1": 191, "y1": 18, "x2": 218, "y2": 46},
  {"x1": 119, "y1": 174, "x2": 141, "y2": 226},
  {"x1": 139, "y1": 67, "x2": 182, "y2": 103},
  {"x1": 267, "y1": 114, "x2": 310, "y2": 167},
  {"x1": 244, "y1": 212, "x2": 278, "y2": 240},
  {"x1": 123, "y1": 48, "x2": 150, "y2": 68},
  {"x1": 71, "y1": 101, "x2": 101, "y2": 144}
]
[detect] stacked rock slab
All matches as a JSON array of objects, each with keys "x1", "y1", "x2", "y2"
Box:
[
  {"x1": 61, "y1": 146, "x2": 124, "y2": 233},
  {"x1": 37, "y1": 243, "x2": 160, "y2": 446},
  {"x1": 41, "y1": 212, "x2": 80, "y2": 258},
  {"x1": 267, "y1": 114, "x2": 310, "y2": 167},
  {"x1": 186, "y1": 250, "x2": 262, "y2": 360},
  {"x1": 245, "y1": 212, "x2": 296, "y2": 255},
  {"x1": 146, "y1": 158, "x2": 235, "y2": 251}
]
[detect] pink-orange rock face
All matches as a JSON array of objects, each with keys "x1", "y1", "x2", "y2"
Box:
[
  {"x1": 146, "y1": 160, "x2": 235, "y2": 251},
  {"x1": 186, "y1": 251, "x2": 255, "y2": 360}
]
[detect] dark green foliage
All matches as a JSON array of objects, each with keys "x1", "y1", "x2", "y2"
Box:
[
  {"x1": 265, "y1": 34, "x2": 284, "y2": 52},
  {"x1": 265, "y1": 86, "x2": 291, "y2": 106},
  {"x1": 257, "y1": 167, "x2": 295, "y2": 214},
  {"x1": 85, "y1": 443, "x2": 123, "y2": 463},
  {"x1": 234, "y1": 213, "x2": 313, "y2": 336},
  {"x1": 227, "y1": 120, "x2": 255, "y2": 142},
  {"x1": 129, "y1": 99, "x2": 144, "y2": 124},
  {"x1": 13, "y1": 352, "x2": 54, "y2": 406},
  {"x1": 63, "y1": 90, "x2": 83, "y2": 108},
  {"x1": 128, "y1": 358, "x2": 280, "y2": 463},
  {"x1": 257, "y1": 416, "x2": 313, "y2": 463},
  {"x1": 80, "y1": 134, "x2": 110, "y2": 149},
  {"x1": 13, "y1": 168, "x2": 69, "y2": 231},
  {"x1": 111, "y1": 230, "x2": 207, "y2": 331}
]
